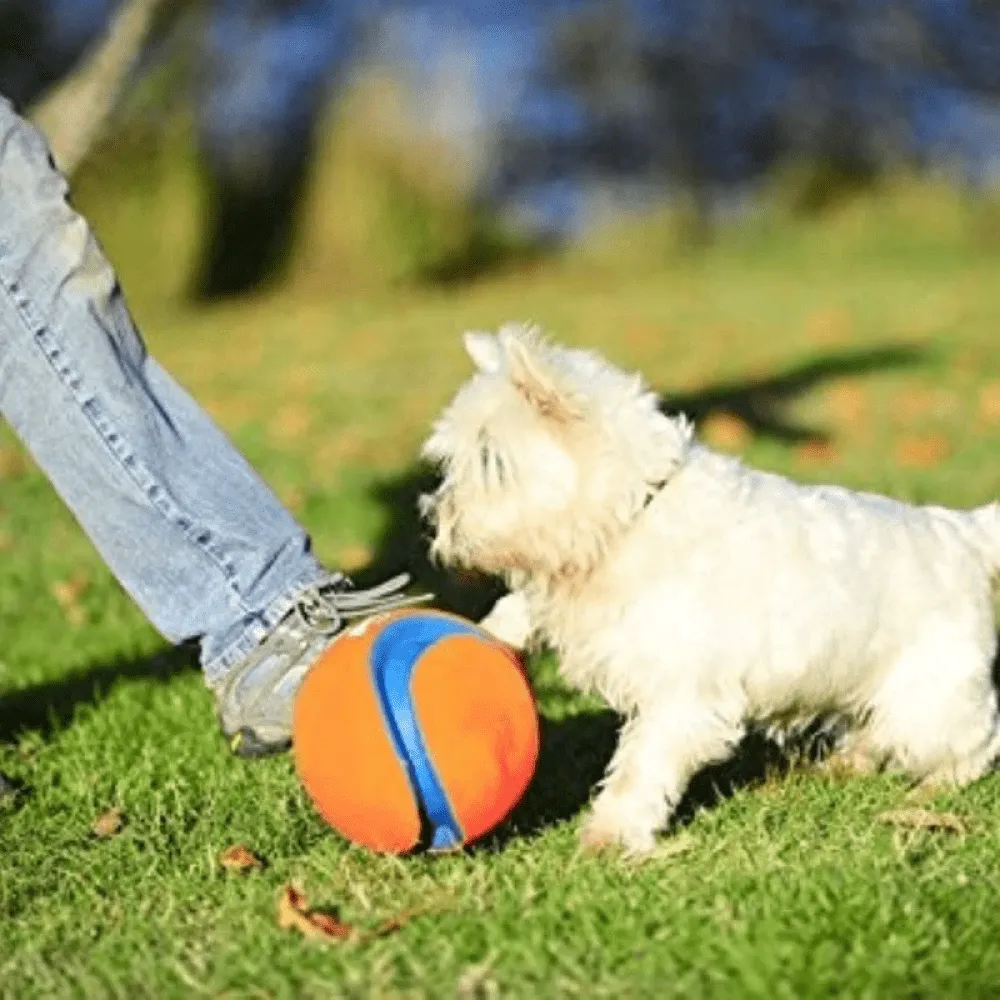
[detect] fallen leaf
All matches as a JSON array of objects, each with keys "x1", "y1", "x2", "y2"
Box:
[
  {"x1": 277, "y1": 485, "x2": 306, "y2": 514},
  {"x1": 92, "y1": 807, "x2": 125, "y2": 839},
  {"x1": 625, "y1": 322, "x2": 666, "y2": 351},
  {"x1": 894, "y1": 433, "x2": 951, "y2": 469},
  {"x1": 0, "y1": 446, "x2": 29, "y2": 480},
  {"x1": 795, "y1": 439, "x2": 838, "y2": 465},
  {"x1": 219, "y1": 845, "x2": 264, "y2": 873},
  {"x1": 825, "y1": 383, "x2": 868, "y2": 424},
  {"x1": 203, "y1": 395, "x2": 256, "y2": 428},
  {"x1": 277, "y1": 885, "x2": 354, "y2": 942},
  {"x1": 877, "y1": 808, "x2": 966, "y2": 834},
  {"x1": 277, "y1": 884, "x2": 444, "y2": 944},
  {"x1": 307, "y1": 910, "x2": 355, "y2": 938},
  {"x1": 369, "y1": 903, "x2": 441, "y2": 938},
  {"x1": 50, "y1": 572, "x2": 90, "y2": 627},
  {"x1": 978, "y1": 382, "x2": 1000, "y2": 424},
  {"x1": 701, "y1": 413, "x2": 752, "y2": 453},
  {"x1": 267, "y1": 403, "x2": 312, "y2": 445}
]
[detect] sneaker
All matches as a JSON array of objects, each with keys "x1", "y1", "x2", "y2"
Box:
[{"x1": 211, "y1": 572, "x2": 428, "y2": 758}]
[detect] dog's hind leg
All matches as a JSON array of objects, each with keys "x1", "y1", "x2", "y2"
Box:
[{"x1": 868, "y1": 628, "x2": 1000, "y2": 790}]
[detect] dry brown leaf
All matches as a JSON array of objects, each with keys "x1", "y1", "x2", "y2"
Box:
[
  {"x1": 978, "y1": 383, "x2": 1000, "y2": 425},
  {"x1": 0, "y1": 446, "x2": 29, "y2": 480},
  {"x1": 369, "y1": 903, "x2": 441, "y2": 939},
  {"x1": 877, "y1": 808, "x2": 966, "y2": 834},
  {"x1": 268, "y1": 403, "x2": 312, "y2": 445},
  {"x1": 277, "y1": 885, "x2": 354, "y2": 942},
  {"x1": 277, "y1": 485, "x2": 306, "y2": 514},
  {"x1": 825, "y1": 383, "x2": 869, "y2": 425},
  {"x1": 277, "y1": 885, "x2": 442, "y2": 945},
  {"x1": 92, "y1": 807, "x2": 125, "y2": 839},
  {"x1": 894, "y1": 432, "x2": 951, "y2": 469},
  {"x1": 625, "y1": 322, "x2": 666, "y2": 351},
  {"x1": 701, "y1": 413, "x2": 752, "y2": 453},
  {"x1": 202, "y1": 396, "x2": 256, "y2": 428},
  {"x1": 50, "y1": 572, "x2": 90, "y2": 627},
  {"x1": 795, "y1": 439, "x2": 839, "y2": 465},
  {"x1": 219, "y1": 845, "x2": 264, "y2": 873},
  {"x1": 306, "y1": 910, "x2": 355, "y2": 939}
]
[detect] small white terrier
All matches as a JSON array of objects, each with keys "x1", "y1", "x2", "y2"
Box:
[{"x1": 419, "y1": 324, "x2": 1000, "y2": 854}]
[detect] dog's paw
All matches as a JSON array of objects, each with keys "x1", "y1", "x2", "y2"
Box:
[
  {"x1": 579, "y1": 812, "x2": 657, "y2": 858},
  {"x1": 478, "y1": 593, "x2": 533, "y2": 651}
]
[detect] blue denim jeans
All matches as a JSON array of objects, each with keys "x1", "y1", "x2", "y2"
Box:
[{"x1": 0, "y1": 97, "x2": 326, "y2": 682}]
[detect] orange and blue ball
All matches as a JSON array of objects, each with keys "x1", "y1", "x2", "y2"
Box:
[{"x1": 292, "y1": 609, "x2": 540, "y2": 854}]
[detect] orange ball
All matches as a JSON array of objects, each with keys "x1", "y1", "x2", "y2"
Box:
[{"x1": 292, "y1": 608, "x2": 540, "y2": 854}]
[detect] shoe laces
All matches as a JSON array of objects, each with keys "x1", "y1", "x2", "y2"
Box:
[{"x1": 288, "y1": 572, "x2": 432, "y2": 638}]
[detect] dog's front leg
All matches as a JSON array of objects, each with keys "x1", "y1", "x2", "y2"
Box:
[
  {"x1": 479, "y1": 591, "x2": 535, "y2": 651},
  {"x1": 580, "y1": 702, "x2": 744, "y2": 855}
]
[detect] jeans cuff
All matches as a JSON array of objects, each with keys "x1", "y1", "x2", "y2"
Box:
[{"x1": 200, "y1": 567, "x2": 330, "y2": 685}]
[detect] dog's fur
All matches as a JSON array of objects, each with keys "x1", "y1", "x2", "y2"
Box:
[{"x1": 420, "y1": 324, "x2": 1000, "y2": 854}]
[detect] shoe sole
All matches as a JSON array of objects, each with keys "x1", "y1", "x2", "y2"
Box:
[{"x1": 228, "y1": 727, "x2": 291, "y2": 759}]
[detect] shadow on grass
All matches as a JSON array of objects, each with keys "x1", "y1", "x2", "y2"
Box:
[
  {"x1": 477, "y1": 712, "x2": 799, "y2": 851},
  {"x1": 0, "y1": 643, "x2": 198, "y2": 745},
  {"x1": 659, "y1": 343, "x2": 925, "y2": 443}
]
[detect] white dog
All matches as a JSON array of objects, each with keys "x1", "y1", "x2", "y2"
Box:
[{"x1": 419, "y1": 324, "x2": 1000, "y2": 854}]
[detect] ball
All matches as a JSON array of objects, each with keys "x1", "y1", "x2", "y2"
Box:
[{"x1": 292, "y1": 608, "x2": 540, "y2": 854}]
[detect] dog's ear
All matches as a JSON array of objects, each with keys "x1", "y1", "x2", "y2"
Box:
[
  {"x1": 499, "y1": 326, "x2": 581, "y2": 421},
  {"x1": 463, "y1": 331, "x2": 504, "y2": 374}
]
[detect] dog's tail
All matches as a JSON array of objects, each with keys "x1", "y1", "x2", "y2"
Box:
[{"x1": 967, "y1": 503, "x2": 1000, "y2": 579}]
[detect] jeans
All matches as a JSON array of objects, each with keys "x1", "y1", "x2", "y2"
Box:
[{"x1": 0, "y1": 97, "x2": 325, "y2": 682}]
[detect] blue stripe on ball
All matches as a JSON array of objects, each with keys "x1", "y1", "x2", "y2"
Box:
[{"x1": 370, "y1": 615, "x2": 479, "y2": 851}]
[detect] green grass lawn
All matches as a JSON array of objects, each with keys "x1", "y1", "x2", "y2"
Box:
[{"x1": 5, "y1": 179, "x2": 1000, "y2": 998}]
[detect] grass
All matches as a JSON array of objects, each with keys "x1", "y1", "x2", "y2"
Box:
[{"x1": 5, "y1": 150, "x2": 1000, "y2": 997}]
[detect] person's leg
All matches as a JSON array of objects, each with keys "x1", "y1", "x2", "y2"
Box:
[
  {"x1": 0, "y1": 97, "x2": 416, "y2": 753},
  {"x1": 0, "y1": 94, "x2": 323, "y2": 671}
]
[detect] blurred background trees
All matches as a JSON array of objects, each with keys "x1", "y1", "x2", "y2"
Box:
[{"x1": 4, "y1": 0, "x2": 1000, "y2": 299}]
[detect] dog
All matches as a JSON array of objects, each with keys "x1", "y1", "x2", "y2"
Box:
[{"x1": 419, "y1": 323, "x2": 1000, "y2": 854}]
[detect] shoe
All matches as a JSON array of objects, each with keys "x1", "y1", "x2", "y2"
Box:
[{"x1": 211, "y1": 572, "x2": 427, "y2": 758}]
